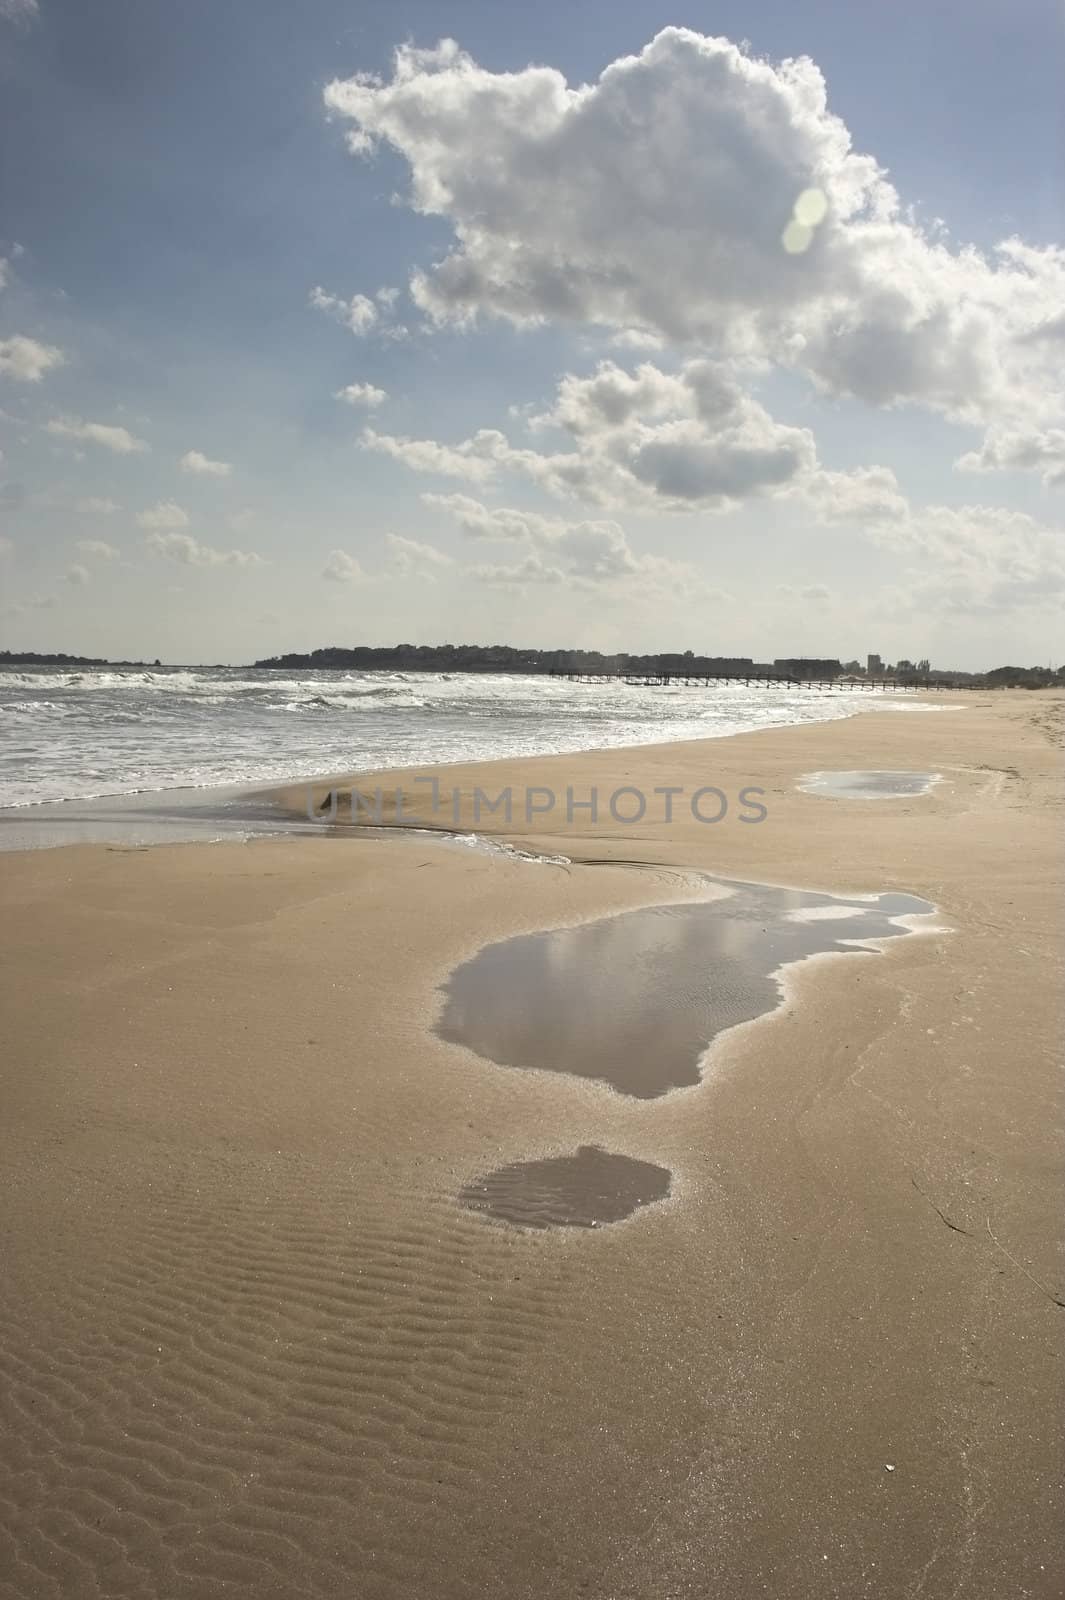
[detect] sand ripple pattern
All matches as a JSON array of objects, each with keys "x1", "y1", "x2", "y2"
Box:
[{"x1": 0, "y1": 1169, "x2": 570, "y2": 1599}]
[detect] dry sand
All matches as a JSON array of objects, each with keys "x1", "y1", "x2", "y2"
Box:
[{"x1": 1, "y1": 691, "x2": 1062, "y2": 1599}]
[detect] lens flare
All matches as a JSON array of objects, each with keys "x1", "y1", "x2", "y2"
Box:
[
  {"x1": 794, "y1": 187, "x2": 828, "y2": 227},
  {"x1": 782, "y1": 219, "x2": 813, "y2": 255}
]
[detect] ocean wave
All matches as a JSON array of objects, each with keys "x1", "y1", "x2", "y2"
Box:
[{"x1": 0, "y1": 667, "x2": 921, "y2": 809}]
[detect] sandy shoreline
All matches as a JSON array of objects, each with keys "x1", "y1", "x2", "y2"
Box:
[{"x1": 1, "y1": 691, "x2": 1062, "y2": 1598}]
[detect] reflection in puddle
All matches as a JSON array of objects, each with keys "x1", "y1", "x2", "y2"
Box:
[
  {"x1": 800, "y1": 770, "x2": 940, "y2": 799},
  {"x1": 437, "y1": 879, "x2": 935, "y2": 1098},
  {"x1": 460, "y1": 1146, "x2": 671, "y2": 1229}
]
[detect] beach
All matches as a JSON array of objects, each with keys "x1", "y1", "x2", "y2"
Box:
[{"x1": 1, "y1": 690, "x2": 1062, "y2": 1598}]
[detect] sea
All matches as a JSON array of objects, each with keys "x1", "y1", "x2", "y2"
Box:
[{"x1": 0, "y1": 665, "x2": 927, "y2": 847}]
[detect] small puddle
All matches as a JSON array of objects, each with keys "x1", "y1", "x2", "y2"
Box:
[
  {"x1": 800, "y1": 770, "x2": 939, "y2": 798},
  {"x1": 436, "y1": 879, "x2": 934, "y2": 1098},
  {"x1": 460, "y1": 1146, "x2": 671, "y2": 1229}
]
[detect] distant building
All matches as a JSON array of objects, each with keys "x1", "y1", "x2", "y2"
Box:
[
  {"x1": 774, "y1": 658, "x2": 843, "y2": 679},
  {"x1": 867, "y1": 653, "x2": 883, "y2": 675}
]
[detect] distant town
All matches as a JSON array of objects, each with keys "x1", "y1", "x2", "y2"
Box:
[{"x1": 3, "y1": 646, "x2": 1062, "y2": 690}]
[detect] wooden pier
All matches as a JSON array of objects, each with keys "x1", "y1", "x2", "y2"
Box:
[{"x1": 548, "y1": 670, "x2": 983, "y2": 692}]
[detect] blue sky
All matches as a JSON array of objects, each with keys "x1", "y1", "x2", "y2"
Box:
[{"x1": 1, "y1": 0, "x2": 1062, "y2": 667}]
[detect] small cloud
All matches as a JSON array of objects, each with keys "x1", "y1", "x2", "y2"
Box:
[
  {"x1": 322, "y1": 549, "x2": 366, "y2": 583},
  {"x1": 0, "y1": 0, "x2": 39, "y2": 29},
  {"x1": 146, "y1": 531, "x2": 263, "y2": 568},
  {"x1": 609, "y1": 328, "x2": 665, "y2": 352},
  {"x1": 46, "y1": 416, "x2": 148, "y2": 454},
  {"x1": 75, "y1": 496, "x2": 121, "y2": 514},
  {"x1": 75, "y1": 539, "x2": 119, "y2": 560},
  {"x1": 2, "y1": 591, "x2": 55, "y2": 617},
  {"x1": 360, "y1": 427, "x2": 500, "y2": 483},
  {"x1": 309, "y1": 285, "x2": 378, "y2": 336},
  {"x1": 227, "y1": 508, "x2": 255, "y2": 532},
  {"x1": 180, "y1": 449, "x2": 232, "y2": 477},
  {"x1": 64, "y1": 563, "x2": 90, "y2": 586},
  {"x1": 335, "y1": 382, "x2": 387, "y2": 408},
  {"x1": 468, "y1": 554, "x2": 566, "y2": 589},
  {"x1": 385, "y1": 532, "x2": 452, "y2": 581},
  {"x1": 0, "y1": 335, "x2": 65, "y2": 383},
  {"x1": 136, "y1": 499, "x2": 189, "y2": 530}
]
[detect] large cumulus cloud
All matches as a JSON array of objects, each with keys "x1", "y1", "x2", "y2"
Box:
[{"x1": 325, "y1": 28, "x2": 1065, "y2": 451}]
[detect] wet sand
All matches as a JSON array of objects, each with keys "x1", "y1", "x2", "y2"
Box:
[
  {"x1": 1, "y1": 690, "x2": 1062, "y2": 1599},
  {"x1": 799, "y1": 769, "x2": 941, "y2": 798},
  {"x1": 459, "y1": 1145, "x2": 672, "y2": 1229}
]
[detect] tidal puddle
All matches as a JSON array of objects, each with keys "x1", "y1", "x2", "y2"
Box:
[
  {"x1": 800, "y1": 770, "x2": 940, "y2": 799},
  {"x1": 436, "y1": 879, "x2": 934, "y2": 1098},
  {"x1": 460, "y1": 1146, "x2": 671, "y2": 1229}
]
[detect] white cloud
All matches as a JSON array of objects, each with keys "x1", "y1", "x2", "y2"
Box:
[
  {"x1": 422, "y1": 492, "x2": 541, "y2": 539},
  {"x1": 64, "y1": 564, "x2": 90, "y2": 586},
  {"x1": 0, "y1": 336, "x2": 65, "y2": 383},
  {"x1": 180, "y1": 449, "x2": 232, "y2": 477},
  {"x1": 309, "y1": 286, "x2": 378, "y2": 336},
  {"x1": 955, "y1": 427, "x2": 1065, "y2": 488},
  {"x1": 469, "y1": 554, "x2": 567, "y2": 588},
  {"x1": 325, "y1": 29, "x2": 1065, "y2": 476},
  {"x1": 228, "y1": 508, "x2": 255, "y2": 532},
  {"x1": 374, "y1": 360, "x2": 818, "y2": 511},
  {"x1": 803, "y1": 464, "x2": 910, "y2": 525},
  {"x1": 0, "y1": 0, "x2": 39, "y2": 27},
  {"x1": 335, "y1": 381, "x2": 387, "y2": 408},
  {"x1": 46, "y1": 417, "x2": 148, "y2": 454},
  {"x1": 75, "y1": 496, "x2": 121, "y2": 514},
  {"x1": 779, "y1": 582, "x2": 833, "y2": 602},
  {"x1": 75, "y1": 539, "x2": 119, "y2": 560},
  {"x1": 146, "y1": 532, "x2": 263, "y2": 568},
  {"x1": 869, "y1": 502, "x2": 1065, "y2": 614},
  {"x1": 322, "y1": 549, "x2": 367, "y2": 583},
  {"x1": 431, "y1": 490, "x2": 698, "y2": 594},
  {"x1": 359, "y1": 426, "x2": 503, "y2": 484},
  {"x1": 385, "y1": 532, "x2": 452, "y2": 580},
  {"x1": 136, "y1": 500, "x2": 189, "y2": 530}
]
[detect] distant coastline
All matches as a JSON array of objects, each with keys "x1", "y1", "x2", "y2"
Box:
[
  {"x1": 4, "y1": 645, "x2": 1061, "y2": 690},
  {"x1": 0, "y1": 651, "x2": 162, "y2": 669}
]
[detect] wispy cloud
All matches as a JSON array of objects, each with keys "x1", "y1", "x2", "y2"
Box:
[
  {"x1": 180, "y1": 449, "x2": 232, "y2": 477},
  {"x1": 322, "y1": 549, "x2": 367, "y2": 583},
  {"x1": 136, "y1": 500, "x2": 188, "y2": 530},
  {"x1": 0, "y1": 0, "x2": 40, "y2": 30},
  {"x1": 0, "y1": 336, "x2": 65, "y2": 383},
  {"x1": 310, "y1": 286, "x2": 378, "y2": 336},
  {"x1": 335, "y1": 382, "x2": 387, "y2": 408},
  {"x1": 47, "y1": 416, "x2": 148, "y2": 454},
  {"x1": 75, "y1": 497, "x2": 121, "y2": 515},
  {"x1": 146, "y1": 531, "x2": 264, "y2": 569}
]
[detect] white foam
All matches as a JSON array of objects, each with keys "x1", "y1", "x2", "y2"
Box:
[{"x1": 1, "y1": 665, "x2": 927, "y2": 810}]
